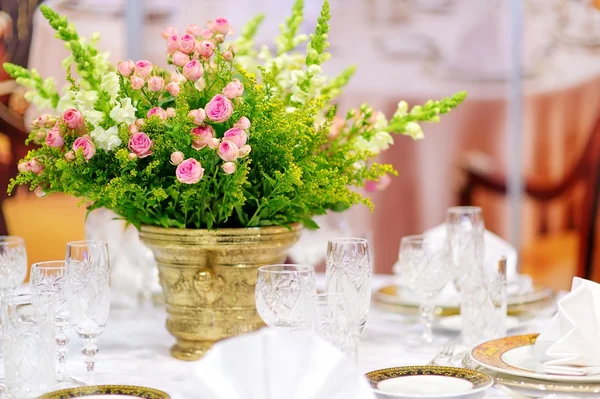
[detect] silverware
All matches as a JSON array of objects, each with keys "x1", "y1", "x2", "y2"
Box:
[{"x1": 427, "y1": 340, "x2": 456, "y2": 365}]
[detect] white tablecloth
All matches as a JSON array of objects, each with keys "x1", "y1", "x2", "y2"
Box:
[{"x1": 30, "y1": 275, "x2": 564, "y2": 399}]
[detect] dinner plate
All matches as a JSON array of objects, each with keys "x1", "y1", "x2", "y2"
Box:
[
  {"x1": 373, "y1": 285, "x2": 554, "y2": 316},
  {"x1": 365, "y1": 365, "x2": 493, "y2": 398},
  {"x1": 435, "y1": 315, "x2": 525, "y2": 333},
  {"x1": 470, "y1": 334, "x2": 600, "y2": 383},
  {"x1": 37, "y1": 385, "x2": 170, "y2": 399}
]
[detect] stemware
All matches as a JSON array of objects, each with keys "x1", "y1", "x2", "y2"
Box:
[
  {"x1": 0, "y1": 236, "x2": 28, "y2": 299},
  {"x1": 65, "y1": 241, "x2": 111, "y2": 385},
  {"x1": 397, "y1": 235, "x2": 453, "y2": 344},
  {"x1": 30, "y1": 261, "x2": 83, "y2": 386},
  {"x1": 325, "y1": 238, "x2": 371, "y2": 332},
  {"x1": 445, "y1": 206, "x2": 485, "y2": 289},
  {"x1": 255, "y1": 264, "x2": 316, "y2": 331},
  {"x1": 2, "y1": 293, "x2": 55, "y2": 398},
  {"x1": 315, "y1": 293, "x2": 360, "y2": 362}
]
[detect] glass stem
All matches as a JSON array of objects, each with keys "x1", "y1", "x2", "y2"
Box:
[
  {"x1": 81, "y1": 338, "x2": 98, "y2": 385},
  {"x1": 56, "y1": 329, "x2": 69, "y2": 380},
  {"x1": 419, "y1": 297, "x2": 434, "y2": 343}
]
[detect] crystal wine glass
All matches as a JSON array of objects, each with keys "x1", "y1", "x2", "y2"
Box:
[
  {"x1": 397, "y1": 235, "x2": 453, "y2": 344},
  {"x1": 65, "y1": 241, "x2": 111, "y2": 385},
  {"x1": 255, "y1": 264, "x2": 316, "y2": 331},
  {"x1": 315, "y1": 292, "x2": 360, "y2": 362},
  {"x1": 30, "y1": 261, "x2": 84, "y2": 387},
  {"x1": 325, "y1": 238, "x2": 371, "y2": 332},
  {"x1": 0, "y1": 236, "x2": 28, "y2": 300},
  {"x1": 445, "y1": 206, "x2": 485, "y2": 289}
]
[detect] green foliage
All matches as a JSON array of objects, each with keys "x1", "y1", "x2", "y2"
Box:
[{"x1": 7, "y1": 3, "x2": 466, "y2": 231}]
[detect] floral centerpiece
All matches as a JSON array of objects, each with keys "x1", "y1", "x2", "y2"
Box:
[{"x1": 3, "y1": 1, "x2": 465, "y2": 360}]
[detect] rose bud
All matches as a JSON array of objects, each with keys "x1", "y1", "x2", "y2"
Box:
[
  {"x1": 208, "y1": 138, "x2": 220, "y2": 149},
  {"x1": 205, "y1": 94, "x2": 233, "y2": 123},
  {"x1": 128, "y1": 132, "x2": 153, "y2": 158},
  {"x1": 166, "y1": 35, "x2": 179, "y2": 54},
  {"x1": 222, "y1": 79, "x2": 244, "y2": 99},
  {"x1": 176, "y1": 158, "x2": 204, "y2": 184},
  {"x1": 147, "y1": 107, "x2": 167, "y2": 120},
  {"x1": 161, "y1": 26, "x2": 178, "y2": 39},
  {"x1": 128, "y1": 153, "x2": 138, "y2": 161},
  {"x1": 134, "y1": 60, "x2": 153, "y2": 79},
  {"x1": 190, "y1": 125, "x2": 214, "y2": 150},
  {"x1": 182, "y1": 60, "x2": 204, "y2": 81},
  {"x1": 208, "y1": 18, "x2": 231, "y2": 35},
  {"x1": 166, "y1": 108, "x2": 176, "y2": 118},
  {"x1": 214, "y1": 34, "x2": 225, "y2": 44},
  {"x1": 45, "y1": 126, "x2": 64, "y2": 148},
  {"x1": 188, "y1": 109, "x2": 206, "y2": 125},
  {"x1": 197, "y1": 40, "x2": 215, "y2": 58},
  {"x1": 64, "y1": 151, "x2": 76, "y2": 162},
  {"x1": 117, "y1": 59, "x2": 135, "y2": 76},
  {"x1": 238, "y1": 144, "x2": 251, "y2": 157},
  {"x1": 170, "y1": 151, "x2": 184, "y2": 165},
  {"x1": 148, "y1": 76, "x2": 165, "y2": 92},
  {"x1": 222, "y1": 50, "x2": 233, "y2": 62},
  {"x1": 172, "y1": 51, "x2": 190, "y2": 67},
  {"x1": 221, "y1": 161, "x2": 236, "y2": 174},
  {"x1": 166, "y1": 82, "x2": 181, "y2": 97},
  {"x1": 217, "y1": 140, "x2": 239, "y2": 162},
  {"x1": 178, "y1": 34, "x2": 196, "y2": 54},
  {"x1": 130, "y1": 75, "x2": 145, "y2": 90},
  {"x1": 222, "y1": 127, "x2": 247, "y2": 148},
  {"x1": 17, "y1": 161, "x2": 28, "y2": 172},
  {"x1": 234, "y1": 116, "x2": 250, "y2": 130},
  {"x1": 199, "y1": 28, "x2": 212, "y2": 39},
  {"x1": 72, "y1": 135, "x2": 96, "y2": 160},
  {"x1": 63, "y1": 108, "x2": 85, "y2": 131},
  {"x1": 128, "y1": 124, "x2": 138, "y2": 135},
  {"x1": 186, "y1": 24, "x2": 202, "y2": 37},
  {"x1": 135, "y1": 118, "x2": 145, "y2": 128}
]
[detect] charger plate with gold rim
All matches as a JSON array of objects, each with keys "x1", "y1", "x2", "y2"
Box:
[
  {"x1": 365, "y1": 365, "x2": 493, "y2": 398},
  {"x1": 37, "y1": 385, "x2": 170, "y2": 399},
  {"x1": 373, "y1": 285, "x2": 555, "y2": 316},
  {"x1": 471, "y1": 334, "x2": 600, "y2": 383}
]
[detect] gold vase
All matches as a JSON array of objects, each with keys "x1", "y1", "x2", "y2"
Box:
[{"x1": 139, "y1": 224, "x2": 302, "y2": 361}]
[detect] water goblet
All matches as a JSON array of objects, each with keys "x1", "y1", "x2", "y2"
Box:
[
  {"x1": 2, "y1": 294, "x2": 56, "y2": 398},
  {"x1": 255, "y1": 264, "x2": 316, "y2": 331},
  {"x1": 0, "y1": 236, "x2": 28, "y2": 299},
  {"x1": 30, "y1": 261, "x2": 84, "y2": 387},
  {"x1": 398, "y1": 235, "x2": 453, "y2": 345},
  {"x1": 315, "y1": 293, "x2": 361, "y2": 362},
  {"x1": 325, "y1": 238, "x2": 371, "y2": 332},
  {"x1": 445, "y1": 206, "x2": 485, "y2": 290},
  {"x1": 65, "y1": 241, "x2": 111, "y2": 385}
]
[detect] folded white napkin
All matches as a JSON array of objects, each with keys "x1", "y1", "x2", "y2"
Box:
[
  {"x1": 535, "y1": 278, "x2": 600, "y2": 376},
  {"x1": 192, "y1": 328, "x2": 375, "y2": 399}
]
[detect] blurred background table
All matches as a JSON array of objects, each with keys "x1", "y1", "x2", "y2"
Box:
[{"x1": 10, "y1": 0, "x2": 600, "y2": 278}]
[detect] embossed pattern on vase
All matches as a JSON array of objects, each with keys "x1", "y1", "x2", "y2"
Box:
[{"x1": 139, "y1": 224, "x2": 302, "y2": 361}]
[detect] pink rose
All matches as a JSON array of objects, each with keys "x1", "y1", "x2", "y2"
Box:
[
  {"x1": 117, "y1": 59, "x2": 135, "y2": 77},
  {"x1": 186, "y1": 24, "x2": 202, "y2": 37},
  {"x1": 188, "y1": 109, "x2": 206, "y2": 125},
  {"x1": 172, "y1": 51, "x2": 190, "y2": 67},
  {"x1": 161, "y1": 26, "x2": 178, "y2": 39},
  {"x1": 128, "y1": 153, "x2": 137, "y2": 161},
  {"x1": 166, "y1": 35, "x2": 179, "y2": 54},
  {"x1": 190, "y1": 125, "x2": 214, "y2": 150},
  {"x1": 208, "y1": 138, "x2": 220, "y2": 149},
  {"x1": 72, "y1": 135, "x2": 96, "y2": 160},
  {"x1": 63, "y1": 108, "x2": 85, "y2": 130},
  {"x1": 35, "y1": 130, "x2": 47, "y2": 143},
  {"x1": 222, "y1": 79, "x2": 244, "y2": 99},
  {"x1": 27, "y1": 158, "x2": 44, "y2": 174},
  {"x1": 238, "y1": 144, "x2": 251, "y2": 157},
  {"x1": 166, "y1": 82, "x2": 181, "y2": 97},
  {"x1": 166, "y1": 108, "x2": 176, "y2": 118},
  {"x1": 182, "y1": 60, "x2": 203, "y2": 81},
  {"x1": 208, "y1": 18, "x2": 231, "y2": 35},
  {"x1": 221, "y1": 162, "x2": 236, "y2": 175},
  {"x1": 205, "y1": 94, "x2": 233, "y2": 123},
  {"x1": 45, "y1": 126, "x2": 64, "y2": 148},
  {"x1": 364, "y1": 180, "x2": 378, "y2": 193},
  {"x1": 134, "y1": 60, "x2": 152, "y2": 79},
  {"x1": 130, "y1": 75, "x2": 145, "y2": 90},
  {"x1": 135, "y1": 118, "x2": 145, "y2": 128},
  {"x1": 234, "y1": 116, "x2": 250, "y2": 130},
  {"x1": 176, "y1": 158, "x2": 204, "y2": 184},
  {"x1": 197, "y1": 40, "x2": 215, "y2": 58},
  {"x1": 170, "y1": 151, "x2": 184, "y2": 165},
  {"x1": 364, "y1": 175, "x2": 391, "y2": 192},
  {"x1": 148, "y1": 76, "x2": 165, "y2": 92},
  {"x1": 222, "y1": 127, "x2": 247, "y2": 148},
  {"x1": 129, "y1": 124, "x2": 138, "y2": 135},
  {"x1": 33, "y1": 114, "x2": 56, "y2": 128},
  {"x1": 222, "y1": 50, "x2": 233, "y2": 62},
  {"x1": 17, "y1": 161, "x2": 28, "y2": 172},
  {"x1": 64, "y1": 151, "x2": 75, "y2": 162},
  {"x1": 128, "y1": 132, "x2": 153, "y2": 158},
  {"x1": 178, "y1": 34, "x2": 196, "y2": 54},
  {"x1": 147, "y1": 107, "x2": 167, "y2": 120},
  {"x1": 214, "y1": 34, "x2": 225, "y2": 44},
  {"x1": 217, "y1": 141, "x2": 239, "y2": 162}
]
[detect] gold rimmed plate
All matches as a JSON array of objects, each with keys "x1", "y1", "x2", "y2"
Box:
[
  {"x1": 37, "y1": 385, "x2": 170, "y2": 399},
  {"x1": 471, "y1": 334, "x2": 600, "y2": 383},
  {"x1": 365, "y1": 365, "x2": 493, "y2": 398},
  {"x1": 373, "y1": 285, "x2": 555, "y2": 317}
]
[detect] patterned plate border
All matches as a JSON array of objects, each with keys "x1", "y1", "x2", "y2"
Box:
[
  {"x1": 471, "y1": 334, "x2": 539, "y2": 373},
  {"x1": 37, "y1": 385, "x2": 170, "y2": 399},
  {"x1": 365, "y1": 365, "x2": 493, "y2": 390}
]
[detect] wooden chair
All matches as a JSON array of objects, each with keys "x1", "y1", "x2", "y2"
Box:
[
  {"x1": 0, "y1": 1, "x2": 45, "y2": 235},
  {"x1": 459, "y1": 114, "x2": 600, "y2": 289}
]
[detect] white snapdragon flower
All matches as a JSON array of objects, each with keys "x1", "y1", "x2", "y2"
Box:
[
  {"x1": 371, "y1": 131, "x2": 394, "y2": 151},
  {"x1": 405, "y1": 122, "x2": 424, "y2": 140},
  {"x1": 24, "y1": 91, "x2": 52, "y2": 110},
  {"x1": 75, "y1": 90, "x2": 99, "y2": 110},
  {"x1": 109, "y1": 98, "x2": 137, "y2": 125},
  {"x1": 372, "y1": 112, "x2": 388, "y2": 131},
  {"x1": 57, "y1": 91, "x2": 77, "y2": 113},
  {"x1": 101, "y1": 72, "x2": 120, "y2": 102},
  {"x1": 90, "y1": 125, "x2": 122, "y2": 151},
  {"x1": 395, "y1": 101, "x2": 409, "y2": 117},
  {"x1": 194, "y1": 78, "x2": 206, "y2": 91}
]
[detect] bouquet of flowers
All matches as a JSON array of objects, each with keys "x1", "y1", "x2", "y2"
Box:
[{"x1": 3, "y1": 1, "x2": 465, "y2": 230}]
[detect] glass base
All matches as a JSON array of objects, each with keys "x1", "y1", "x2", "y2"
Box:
[{"x1": 57, "y1": 372, "x2": 85, "y2": 387}]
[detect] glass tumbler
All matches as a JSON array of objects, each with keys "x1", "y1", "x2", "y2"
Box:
[
  {"x1": 255, "y1": 264, "x2": 316, "y2": 331},
  {"x1": 0, "y1": 236, "x2": 28, "y2": 298},
  {"x1": 461, "y1": 257, "x2": 507, "y2": 347},
  {"x1": 2, "y1": 294, "x2": 55, "y2": 398}
]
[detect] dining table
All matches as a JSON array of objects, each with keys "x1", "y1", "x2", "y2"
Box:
[{"x1": 3, "y1": 274, "x2": 572, "y2": 399}]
